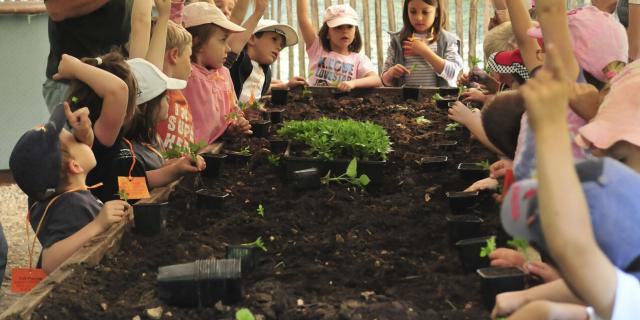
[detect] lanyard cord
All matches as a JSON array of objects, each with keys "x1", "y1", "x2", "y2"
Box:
[{"x1": 123, "y1": 138, "x2": 136, "y2": 180}]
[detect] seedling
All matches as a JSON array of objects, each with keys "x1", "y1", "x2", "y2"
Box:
[
  {"x1": 479, "y1": 236, "x2": 496, "y2": 257},
  {"x1": 241, "y1": 237, "x2": 267, "y2": 252},
  {"x1": 415, "y1": 116, "x2": 431, "y2": 125},
  {"x1": 116, "y1": 190, "x2": 129, "y2": 201},
  {"x1": 302, "y1": 86, "x2": 313, "y2": 99},
  {"x1": 476, "y1": 159, "x2": 491, "y2": 171},
  {"x1": 329, "y1": 80, "x2": 342, "y2": 87},
  {"x1": 469, "y1": 56, "x2": 482, "y2": 68},
  {"x1": 409, "y1": 64, "x2": 417, "y2": 73},
  {"x1": 225, "y1": 110, "x2": 240, "y2": 122},
  {"x1": 238, "y1": 94, "x2": 264, "y2": 111},
  {"x1": 256, "y1": 204, "x2": 265, "y2": 217},
  {"x1": 321, "y1": 158, "x2": 371, "y2": 190},
  {"x1": 507, "y1": 238, "x2": 530, "y2": 262},
  {"x1": 162, "y1": 141, "x2": 207, "y2": 163},
  {"x1": 458, "y1": 84, "x2": 467, "y2": 97},
  {"x1": 238, "y1": 146, "x2": 251, "y2": 156},
  {"x1": 236, "y1": 308, "x2": 256, "y2": 320},
  {"x1": 71, "y1": 96, "x2": 79, "y2": 104},
  {"x1": 445, "y1": 123, "x2": 460, "y2": 132},
  {"x1": 267, "y1": 154, "x2": 280, "y2": 166},
  {"x1": 432, "y1": 93, "x2": 445, "y2": 101}
]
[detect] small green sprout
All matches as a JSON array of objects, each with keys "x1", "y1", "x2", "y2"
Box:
[
  {"x1": 479, "y1": 236, "x2": 497, "y2": 257},
  {"x1": 71, "y1": 96, "x2": 79, "y2": 104},
  {"x1": 116, "y1": 190, "x2": 129, "y2": 202},
  {"x1": 476, "y1": 159, "x2": 491, "y2": 170},
  {"x1": 238, "y1": 146, "x2": 251, "y2": 156},
  {"x1": 267, "y1": 154, "x2": 280, "y2": 166},
  {"x1": 241, "y1": 237, "x2": 267, "y2": 252},
  {"x1": 409, "y1": 64, "x2": 417, "y2": 73},
  {"x1": 302, "y1": 86, "x2": 313, "y2": 99},
  {"x1": 321, "y1": 158, "x2": 371, "y2": 190},
  {"x1": 256, "y1": 204, "x2": 265, "y2": 217},
  {"x1": 415, "y1": 116, "x2": 431, "y2": 125},
  {"x1": 469, "y1": 56, "x2": 483, "y2": 68},
  {"x1": 225, "y1": 110, "x2": 240, "y2": 122},
  {"x1": 445, "y1": 123, "x2": 460, "y2": 132},
  {"x1": 432, "y1": 93, "x2": 445, "y2": 101},
  {"x1": 457, "y1": 84, "x2": 467, "y2": 97},
  {"x1": 235, "y1": 308, "x2": 256, "y2": 320},
  {"x1": 507, "y1": 238, "x2": 530, "y2": 262}
]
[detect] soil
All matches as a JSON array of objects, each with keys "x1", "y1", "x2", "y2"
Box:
[{"x1": 29, "y1": 88, "x2": 503, "y2": 320}]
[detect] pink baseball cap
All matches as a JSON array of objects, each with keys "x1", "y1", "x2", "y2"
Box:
[
  {"x1": 323, "y1": 4, "x2": 359, "y2": 28},
  {"x1": 527, "y1": 5, "x2": 628, "y2": 82},
  {"x1": 577, "y1": 59, "x2": 640, "y2": 150},
  {"x1": 183, "y1": 2, "x2": 245, "y2": 32}
]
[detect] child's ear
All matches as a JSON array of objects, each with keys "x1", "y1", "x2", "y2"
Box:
[
  {"x1": 167, "y1": 47, "x2": 180, "y2": 64},
  {"x1": 247, "y1": 35, "x2": 256, "y2": 46},
  {"x1": 67, "y1": 159, "x2": 85, "y2": 175}
]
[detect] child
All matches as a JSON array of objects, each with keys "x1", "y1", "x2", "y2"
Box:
[
  {"x1": 297, "y1": 1, "x2": 382, "y2": 91},
  {"x1": 181, "y1": 1, "x2": 259, "y2": 143},
  {"x1": 10, "y1": 102, "x2": 131, "y2": 274},
  {"x1": 381, "y1": 0, "x2": 463, "y2": 88},
  {"x1": 228, "y1": 19, "x2": 300, "y2": 103}
]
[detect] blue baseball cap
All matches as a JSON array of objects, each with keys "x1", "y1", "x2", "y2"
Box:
[
  {"x1": 9, "y1": 104, "x2": 67, "y2": 201},
  {"x1": 501, "y1": 157, "x2": 640, "y2": 278}
]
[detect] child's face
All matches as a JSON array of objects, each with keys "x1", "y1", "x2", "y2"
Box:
[
  {"x1": 249, "y1": 31, "x2": 285, "y2": 65},
  {"x1": 59, "y1": 129, "x2": 96, "y2": 173},
  {"x1": 173, "y1": 45, "x2": 193, "y2": 81},
  {"x1": 214, "y1": 0, "x2": 236, "y2": 17},
  {"x1": 596, "y1": 141, "x2": 640, "y2": 172},
  {"x1": 199, "y1": 27, "x2": 231, "y2": 69},
  {"x1": 408, "y1": 0, "x2": 437, "y2": 34},
  {"x1": 327, "y1": 25, "x2": 356, "y2": 52}
]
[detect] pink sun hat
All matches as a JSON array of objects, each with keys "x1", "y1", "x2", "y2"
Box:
[
  {"x1": 323, "y1": 4, "x2": 359, "y2": 28},
  {"x1": 577, "y1": 60, "x2": 640, "y2": 150},
  {"x1": 527, "y1": 5, "x2": 628, "y2": 82}
]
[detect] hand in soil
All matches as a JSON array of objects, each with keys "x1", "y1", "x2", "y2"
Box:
[
  {"x1": 227, "y1": 116, "x2": 253, "y2": 136},
  {"x1": 337, "y1": 80, "x2": 356, "y2": 92},
  {"x1": 460, "y1": 88, "x2": 487, "y2": 104},
  {"x1": 491, "y1": 290, "x2": 529, "y2": 319},
  {"x1": 464, "y1": 177, "x2": 498, "y2": 192},
  {"x1": 490, "y1": 159, "x2": 513, "y2": 179},
  {"x1": 489, "y1": 248, "x2": 525, "y2": 268},
  {"x1": 447, "y1": 101, "x2": 478, "y2": 126},
  {"x1": 523, "y1": 261, "x2": 561, "y2": 283},
  {"x1": 174, "y1": 156, "x2": 205, "y2": 174},
  {"x1": 95, "y1": 200, "x2": 131, "y2": 231}
]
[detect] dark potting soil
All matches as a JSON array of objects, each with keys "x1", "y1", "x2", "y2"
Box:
[{"x1": 30, "y1": 90, "x2": 502, "y2": 320}]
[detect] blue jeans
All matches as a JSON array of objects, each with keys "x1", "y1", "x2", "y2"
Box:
[
  {"x1": 0, "y1": 222, "x2": 7, "y2": 282},
  {"x1": 42, "y1": 78, "x2": 70, "y2": 113}
]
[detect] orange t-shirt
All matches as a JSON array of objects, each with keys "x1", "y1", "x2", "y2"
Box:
[{"x1": 156, "y1": 90, "x2": 195, "y2": 149}]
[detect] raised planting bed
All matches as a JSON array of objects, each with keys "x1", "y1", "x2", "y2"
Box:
[{"x1": 16, "y1": 87, "x2": 503, "y2": 320}]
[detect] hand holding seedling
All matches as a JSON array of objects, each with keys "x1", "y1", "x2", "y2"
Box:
[
  {"x1": 95, "y1": 200, "x2": 131, "y2": 232},
  {"x1": 173, "y1": 156, "x2": 205, "y2": 174},
  {"x1": 489, "y1": 248, "x2": 525, "y2": 268},
  {"x1": 520, "y1": 45, "x2": 571, "y2": 131},
  {"x1": 383, "y1": 64, "x2": 411, "y2": 83},
  {"x1": 464, "y1": 177, "x2": 498, "y2": 193},
  {"x1": 460, "y1": 88, "x2": 487, "y2": 104},
  {"x1": 64, "y1": 101, "x2": 94, "y2": 147},
  {"x1": 447, "y1": 102, "x2": 477, "y2": 126},
  {"x1": 227, "y1": 115, "x2": 253, "y2": 136},
  {"x1": 52, "y1": 54, "x2": 83, "y2": 81},
  {"x1": 523, "y1": 261, "x2": 560, "y2": 283},
  {"x1": 479, "y1": 236, "x2": 496, "y2": 257},
  {"x1": 336, "y1": 80, "x2": 356, "y2": 92},
  {"x1": 490, "y1": 159, "x2": 512, "y2": 179},
  {"x1": 286, "y1": 76, "x2": 308, "y2": 88}
]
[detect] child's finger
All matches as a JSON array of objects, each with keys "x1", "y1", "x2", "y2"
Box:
[{"x1": 63, "y1": 102, "x2": 75, "y2": 121}]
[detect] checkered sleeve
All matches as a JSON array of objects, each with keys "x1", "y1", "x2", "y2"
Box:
[{"x1": 436, "y1": 40, "x2": 463, "y2": 87}]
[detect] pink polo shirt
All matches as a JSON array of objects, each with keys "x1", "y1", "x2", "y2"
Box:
[{"x1": 183, "y1": 63, "x2": 237, "y2": 144}]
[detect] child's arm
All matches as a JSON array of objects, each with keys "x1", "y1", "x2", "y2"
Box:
[
  {"x1": 147, "y1": 0, "x2": 172, "y2": 69},
  {"x1": 629, "y1": 3, "x2": 640, "y2": 61},
  {"x1": 229, "y1": 0, "x2": 250, "y2": 25},
  {"x1": 492, "y1": 280, "x2": 584, "y2": 318},
  {"x1": 41, "y1": 200, "x2": 130, "y2": 274},
  {"x1": 337, "y1": 72, "x2": 383, "y2": 92},
  {"x1": 45, "y1": 0, "x2": 109, "y2": 21},
  {"x1": 448, "y1": 103, "x2": 504, "y2": 156},
  {"x1": 520, "y1": 45, "x2": 617, "y2": 319},
  {"x1": 381, "y1": 44, "x2": 410, "y2": 87},
  {"x1": 228, "y1": 0, "x2": 267, "y2": 55},
  {"x1": 53, "y1": 54, "x2": 129, "y2": 148},
  {"x1": 296, "y1": 0, "x2": 317, "y2": 48},
  {"x1": 64, "y1": 102, "x2": 94, "y2": 148},
  {"x1": 146, "y1": 156, "x2": 205, "y2": 188},
  {"x1": 505, "y1": 0, "x2": 541, "y2": 71},
  {"x1": 129, "y1": 0, "x2": 153, "y2": 60},
  {"x1": 535, "y1": 0, "x2": 579, "y2": 80},
  {"x1": 505, "y1": 301, "x2": 591, "y2": 320}
]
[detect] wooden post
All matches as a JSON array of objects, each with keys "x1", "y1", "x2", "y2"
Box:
[
  {"x1": 469, "y1": 0, "x2": 478, "y2": 67},
  {"x1": 363, "y1": 0, "x2": 371, "y2": 58},
  {"x1": 375, "y1": 0, "x2": 383, "y2": 74},
  {"x1": 287, "y1": 0, "x2": 294, "y2": 79},
  {"x1": 455, "y1": 0, "x2": 463, "y2": 55},
  {"x1": 337, "y1": 0, "x2": 344, "y2": 4},
  {"x1": 276, "y1": 0, "x2": 282, "y2": 79},
  {"x1": 483, "y1": 0, "x2": 491, "y2": 32},
  {"x1": 443, "y1": 0, "x2": 450, "y2": 30},
  {"x1": 311, "y1": 0, "x2": 319, "y2": 30},
  {"x1": 386, "y1": 0, "x2": 396, "y2": 32},
  {"x1": 325, "y1": 0, "x2": 332, "y2": 9},
  {"x1": 299, "y1": 31, "x2": 306, "y2": 77},
  {"x1": 350, "y1": 0, "x2": 356, "y2": 9}
]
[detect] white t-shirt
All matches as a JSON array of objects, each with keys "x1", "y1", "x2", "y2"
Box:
[{"x1": 611, "y1": 269, "x2": 640, "y2": 320}]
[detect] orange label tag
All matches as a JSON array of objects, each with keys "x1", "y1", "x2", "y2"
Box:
[
  {"x1": 11, "y1": 268, "x2": 46, "y2": 293},
  {"x1": 117, "y1": 176, "x2": 150, "y2": 200}
]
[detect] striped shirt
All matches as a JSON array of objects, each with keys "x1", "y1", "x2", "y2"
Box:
[{"x1": 404, "y1": 38, "x2": 439, "y2": 87}]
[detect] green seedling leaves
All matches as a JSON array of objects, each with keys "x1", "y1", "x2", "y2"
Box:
[
  {"x1": 235, "y1": 308, "x2": 256, "y2": 320},
  {"x1": 256, "y1": 204, "x2": 265, "y2": 217},
  {"x1": 71, "y1": 96, "x2": 79, "y2": 104},
  {"x1": 409, "y1": 64, "x2": 417, "y2": 73},
  {"x1": 415, "y1": 116, "x2": 431, "y2": 125},
  {"x1": 432, "y1": 93, "x2": 444, "y2": 101},
  {"x1": 238, "y1": 146, "x2": 251, "y2": 156},
  {"x1": 445, "y1": 123, "x2": 460, "y2": 132},
  {"x1": 359, "y1": 174, "x2": 371, "y2": 186},
  {"x1": 267, "y1": 154, "x2": 280, "y2": 166},
  {"x1": 470, "y1": 56, "x2": 482, "y2": 68},
  {"x1": 163, "y1": 141, "x2": 207, "y2": 163},
  {"x1": 321, "y1": 158, "x2": 370, "y2": 190},
  {"x1": 476, "y1": 159, "x2": 491, "y2": 170},
  {"x1": 241, "y1": 237, "x2": 267, "y2": 252},
  {"x1": 507, "y1": 238, "x2": 530, "y2": 262},
  {"x1": 346, "y1": 157, "x2": 357, "y2": 178},
  {"x1": 116, "y1": 190, "x2": 129, "y2": 202},
  {"x1": 479, "y1": 236, "x2": 497, "y2": 257}
]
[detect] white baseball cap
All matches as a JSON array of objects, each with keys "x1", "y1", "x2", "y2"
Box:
[
  {"x1": 323, "y1": 4, "x2": 359, "y2": 28},
  {"x1": 183, "y1": 2, "x2": 245, "y2": 32},
  {"x1": 254, "y1": 19, "x2": 299, "y2": 47},
  {"x1": 126, "y1": 58, "x2": 187, "y2": 105}
]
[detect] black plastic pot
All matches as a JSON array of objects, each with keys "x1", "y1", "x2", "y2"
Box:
[
  {"x1": 435, "y1": 140, "x2": 458, "y2": 151},
  {"x1": 226, "y1": 245, "x2": 263, "y2": 276},
  {"x1": 402, "y1": 85, "x2": 420, "y2": 101},
  {"x1": 268, "y1": 108, "x2": 284, "y2": 124},
  {"x1": 201, "y1": 154, "x2": 227, "y2": 179},
  {"x1": 269, "y1": 139, "x2": 289, "y2": 155},
  {"x1": 157, "y1": 258, "x2": 242, "y2": 307},
  {"x1": 457, "y1": 163, "x2": 490, "y2": 181},
  {"x1": 196, "y1": 189, "x2": 229, "y2": 211},
  {"x1": 438, "y1": 87, "x2": 460, "y2": 98},
  {"x1": 250, "y1": 120, "x2": 271, "y2": 138},
  {"x1": 455, "y1": 236, "x2": 493, "y2": 273},
  {"x1": 477, "y1": 267, "x2": 527, "y2": 310},
  {"x1": 436, "y1": 98, "x2": 457, "y2": 110},
  {"x1": 333, "y1": 90, "x2": 349, "y2": 99},
  {"x1": 421, "y1": 156, "x2": 448, "y2": 172},
  {"x1": 225, "y1": 151, "x2": 251, "y2": 165},
  {"x1": 133, "y1": 202, "x2": 167, "y2": 236},
  {"x1": 446, "y1": 215, "x2": 484, "y2": 244},
  {"x1": 271, "y1": 88, "x2": 289, "y2": 105},
  {"x1": 291, "y1": 168, "x2": 322, "y2": 190},
  {"x1": 446, "y1": 191, "x2": 480, "y2": 213}
]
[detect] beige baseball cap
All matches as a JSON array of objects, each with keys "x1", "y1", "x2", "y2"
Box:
[{"x1": 183, "y1": 2, "x2": 245, "y2": 32}]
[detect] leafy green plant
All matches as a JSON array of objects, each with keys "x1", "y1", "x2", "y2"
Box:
[
  {"x1": 415, "y1": 116, "x2": 431, "y2": 125},
  {"x1": 235, "y1": 308, "x2": 256, "y2": 320},
  {"x1": 445, "y1": 123, "x2": 460, "y2": 132},
  {"x1": 507, "y1": 238, "x2": 530, "y2": 262},
  {"x1": 277, "y1": 118, "x2": 392, "y2": 161},
  {"x1": 241, "y1": 237, "x2": 267, "y2": 252},
  {"x1": 469, "y1": 56, "x2": 483, "y2": 68},
  {"x1": 238, "y1": 146, "x2": 251, "y2": 156},
  {"x1": 162, "y1": 141, "x2": 207, "y2": 163},
  {"x1": 432, "y1": 93, "x2": 444, "y2": 101},
  {"x1": 256, "y1": 204, "x2": 265, "y2": 217},
  {"x1": 267, "y1": 154, "x2": 280, "y2": 166},
  {"x1": 476, "y1": 159, "x2": 491, "y2": 170},
  {"x1": 116, "y1": 190, "x2": 129, "y2": 201},
  {"x1": 321, "y1": 158, "x2": 370, "y2": 190},
  {"x1": 479, "y1": 236, "x2": 497, "y2": 257}
]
